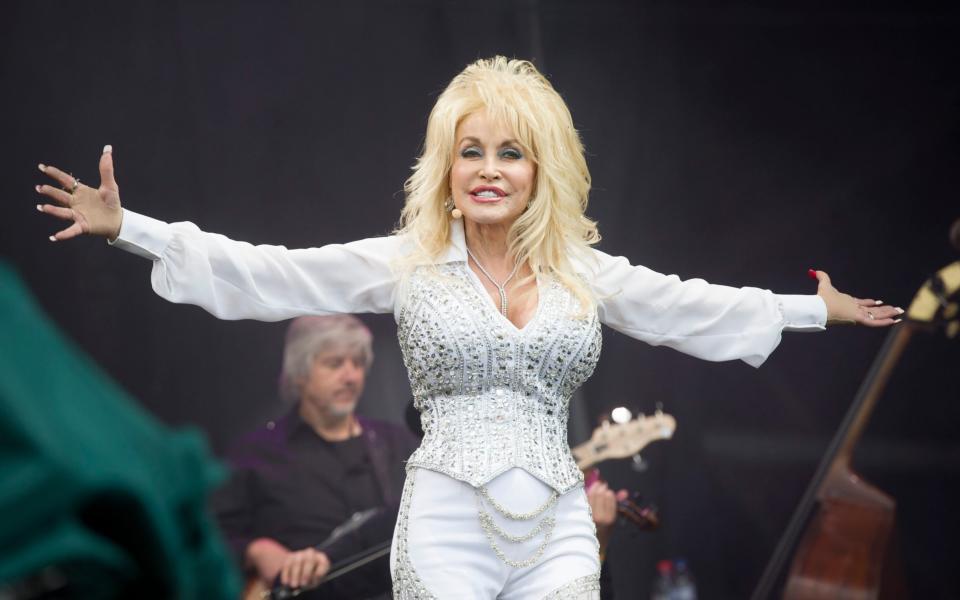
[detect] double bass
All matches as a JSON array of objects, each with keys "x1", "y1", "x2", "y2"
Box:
[{"x1": 752, "y1": 221, "x2": 960, "y2": 599}]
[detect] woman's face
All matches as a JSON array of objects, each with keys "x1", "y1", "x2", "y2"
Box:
[{"x1": 449, "y1": 111, "x2": 536, "y2": 228}]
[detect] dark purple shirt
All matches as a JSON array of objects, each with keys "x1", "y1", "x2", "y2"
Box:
[{"x1": 211, "y1": 410, "x2": 417, "y2": 575}]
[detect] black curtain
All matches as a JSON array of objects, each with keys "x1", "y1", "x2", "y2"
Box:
[{"x1": 3, "y1": 1, "x2": 958, "y2": 597}]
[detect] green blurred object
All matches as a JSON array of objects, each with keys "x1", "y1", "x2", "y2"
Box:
[{"x1": 0, "y1": 261, "x2": 240, "y2": 599}]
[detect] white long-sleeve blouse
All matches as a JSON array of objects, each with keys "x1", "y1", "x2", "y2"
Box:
[{"x1": 111, "y1": 208, "x2": 825, "y2": 369}]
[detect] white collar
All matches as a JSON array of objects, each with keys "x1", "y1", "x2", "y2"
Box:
[
  {"x1": 433, "y1": 218, "x2": 595, "y2": 276},
  {"x1": 436, "y1": 218, "x2": 468, "y2": 264}
]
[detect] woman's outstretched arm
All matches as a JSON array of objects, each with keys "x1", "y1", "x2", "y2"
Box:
[
  {"x1": 584, "y1": 248, "x2": 902, "y2": 367},
  {"x1": 35, "y1": 147, "x2": 402, "y2": 320}
]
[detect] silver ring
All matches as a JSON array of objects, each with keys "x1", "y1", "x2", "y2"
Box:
[
  {"x1": 867, "y1": 311, "x2": 875, "y2": 319},
  {"x1": 70, "y1": 178, "x2": 79, "y2": 194}
]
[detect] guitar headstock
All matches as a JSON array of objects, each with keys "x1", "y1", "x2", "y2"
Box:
[{"x1": 573, "y1": 411, "x2": 676, "y2": 469}]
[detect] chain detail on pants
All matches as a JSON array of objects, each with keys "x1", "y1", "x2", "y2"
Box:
[
  {"x1": 391, "y1": 468, "x2": 601, "y2": 599},
  {"x1": 476, "y1": 487, "x2": 559, "y2": 568}
]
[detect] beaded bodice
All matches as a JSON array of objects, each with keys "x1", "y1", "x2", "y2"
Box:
[{"x1": 397, "y1": 263, "x2": 601, "y2": 493}]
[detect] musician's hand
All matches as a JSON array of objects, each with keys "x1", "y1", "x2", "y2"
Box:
[
  {"x1": 280, "y1": 547, "x2": 330, "y2": 590},
  {"x1": 587, "y1": 481, "x2": 628, "y2": 555},
  {"x1": 245, "y1": 538, "x2": 290, "y2": 585},
  {"x1": 811, "y1": 270, "x2": 903, "y2": 327},
  {"x1": 36, "y1": 145, "x2": 123, "y2": 241}
]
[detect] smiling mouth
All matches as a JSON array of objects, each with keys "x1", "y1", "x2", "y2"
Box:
[{"x1": 469, "y1": 187, "x2": 507, "y2": 202}]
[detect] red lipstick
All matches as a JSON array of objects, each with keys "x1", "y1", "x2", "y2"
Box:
[{"x1": 469, "y1": 186, "x2": 506, "y2": 203}]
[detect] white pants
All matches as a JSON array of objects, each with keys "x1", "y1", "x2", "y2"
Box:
[{"x1": 391, "y1": 467, "x2": 601, "y2": 599}]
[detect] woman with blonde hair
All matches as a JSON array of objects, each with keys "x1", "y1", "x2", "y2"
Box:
[{"x1": 34, "y1": 56, "x2": 900, "y2": 598}]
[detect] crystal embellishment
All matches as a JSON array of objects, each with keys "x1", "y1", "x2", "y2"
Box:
[{"x1": 396, "y1": 263, "x2": 602, "y2": 494}]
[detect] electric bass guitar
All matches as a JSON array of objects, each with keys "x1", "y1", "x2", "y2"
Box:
[{"x1": 575, "y1": 410, "x2": 677, "y2": 530}]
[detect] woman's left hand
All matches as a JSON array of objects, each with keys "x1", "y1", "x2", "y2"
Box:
[{"x1": 811, "y1": 270, "x2": 904, "y2": 327}]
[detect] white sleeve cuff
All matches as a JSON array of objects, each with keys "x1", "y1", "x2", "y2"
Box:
[
  {"x1": 777, "y1": 294, "x2": 827, "y2": 332},
  {"x1": 107, "y1": 209, "x2": 173, "y2": 260}
]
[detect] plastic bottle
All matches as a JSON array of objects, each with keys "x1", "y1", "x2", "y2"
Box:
[
  {"x1": 671, "y1": 558, "x2": 698, "y2": 600},
  {"x1": 651, "y1": 559, "x2": 675, "y2": 600}
]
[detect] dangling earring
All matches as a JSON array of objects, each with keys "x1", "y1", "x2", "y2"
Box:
[{"x1": 445, "y1": 196, "x2": 462, "y2": 220}]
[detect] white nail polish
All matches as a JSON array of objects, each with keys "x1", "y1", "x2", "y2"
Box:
[
  {"x1": 874, "y1": 300, "x2": 883, "y2": 305},
  {"x1": 35, "y1": 185, "x2": 41, "y2": 193},
  {"x1": 896, "y1": 307, "x2": 905, "y2": 314},
  {"x1": 103, "y1": 144, "x2": 113, "y2": 154},
  {"x1": 894, "y1": 318, "x2": 903, "y2": 323},
  {"x1": 48, "y1": 236, "x2": 57, "y2": 242},
  {"x1": 36, "y1": 204, "x2": 43, "y2": 212},
  {"x1": 38, "y1": 163, "x2": 46, "y2": 172}
]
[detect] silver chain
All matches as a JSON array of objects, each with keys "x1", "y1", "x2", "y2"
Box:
[
  {"x1": 478, "y1": 510, "x2": 556, "y2": 543},
  {"x1": 475, "y1": 488, "x2": 560, "y2": 568},
  {"x1": 465, "y1": 247, "x2": 521, "y2": 316},
  {"x1": 478, "y1": 512, "x2": 557, "y2": 568},
  {"x1": 477, "y1": 485, "x2": 558, "y2": 520}
]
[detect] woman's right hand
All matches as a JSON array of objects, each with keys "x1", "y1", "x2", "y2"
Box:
[{"x1": 36, "y1": 145, "x2": 123, "y2": 241}]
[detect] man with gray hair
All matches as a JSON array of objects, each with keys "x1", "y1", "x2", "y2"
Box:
[{"x1": 213, "y1": 315, "x2": 417, "y2": 599}]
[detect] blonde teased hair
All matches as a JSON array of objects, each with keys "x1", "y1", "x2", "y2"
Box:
[{"x1": 395, "y1": 56, "x2": 600, "y2": 312}]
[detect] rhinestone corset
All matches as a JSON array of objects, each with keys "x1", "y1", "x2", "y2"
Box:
[{"x1": 397, "y1": 263, "x2": 602, "y2": 494}]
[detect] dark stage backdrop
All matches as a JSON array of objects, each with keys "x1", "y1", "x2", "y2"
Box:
[{"x1": 2, "y1": 1, "x2": 959, "y2": 597}]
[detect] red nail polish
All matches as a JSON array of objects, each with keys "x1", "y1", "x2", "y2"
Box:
[{"x1": 807, "y1": 269, "x2": 818, "y2": 280}]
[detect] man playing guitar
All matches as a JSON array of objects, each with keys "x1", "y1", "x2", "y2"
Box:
[{"x1": 212, "y1": 315, "x2": 417, "y2": 599}]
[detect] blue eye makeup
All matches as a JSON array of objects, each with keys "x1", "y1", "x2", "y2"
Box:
[{"x1": 457, "y1": 144, "x2": 525, "y2": 160}]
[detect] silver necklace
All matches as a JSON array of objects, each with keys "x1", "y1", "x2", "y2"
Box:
[{"x1": 465, "y1": 247, "x2": 521, "y2": 316}]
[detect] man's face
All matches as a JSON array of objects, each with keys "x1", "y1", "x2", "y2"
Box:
[{"x1": 299, "y1": 349, "x2": 366, "y2": 418}]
